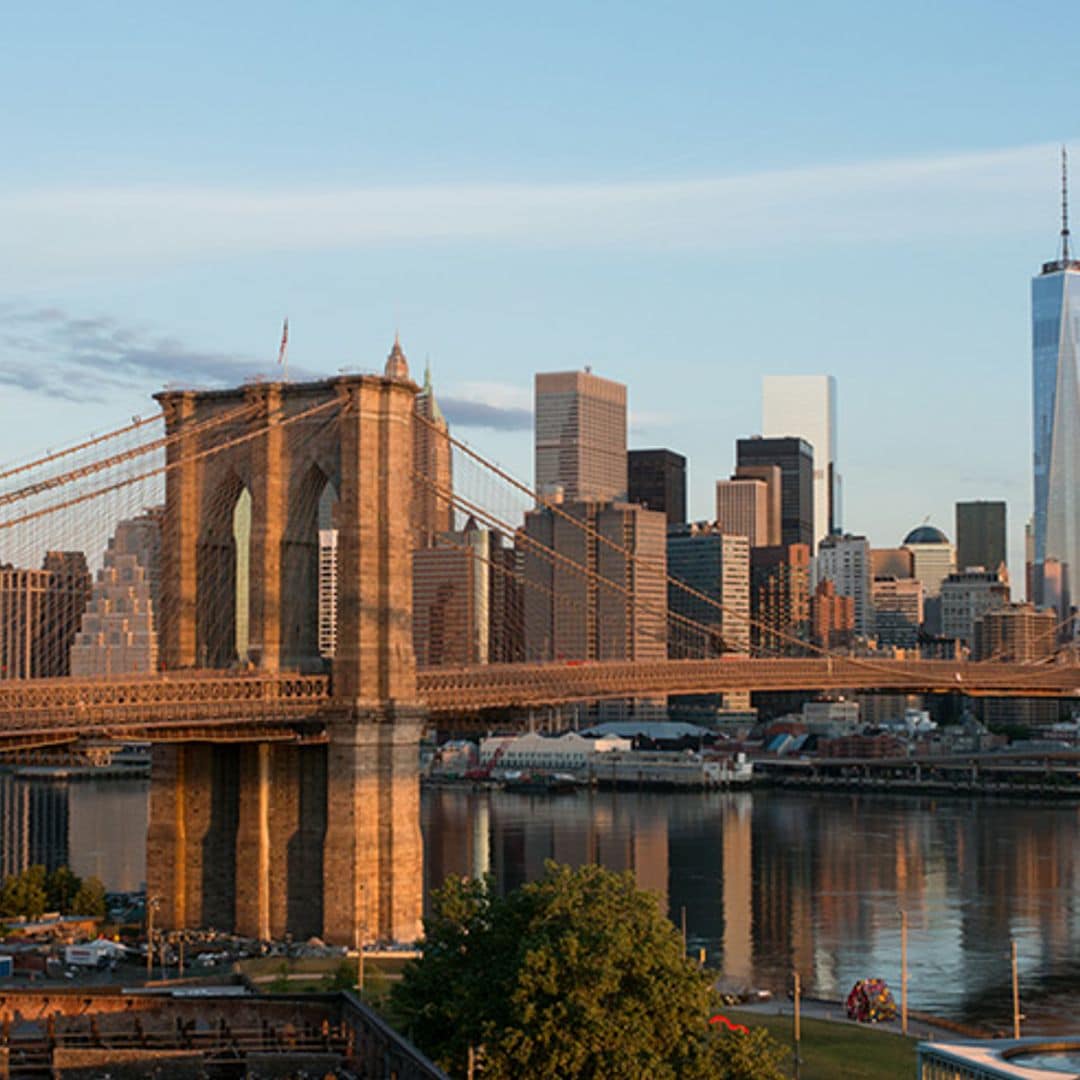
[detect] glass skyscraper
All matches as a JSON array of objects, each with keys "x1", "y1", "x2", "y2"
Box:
[{"x1": 1031, "y1": 169, "x2": 1080, "y2": 612}]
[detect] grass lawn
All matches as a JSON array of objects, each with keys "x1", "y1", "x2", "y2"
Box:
[
  {"x1": 240, "y1": 954, "x2": 412, "y2": 1008},
  {"x1": 724, "y1": 1009, "x2": 918, "y2": 1079}
]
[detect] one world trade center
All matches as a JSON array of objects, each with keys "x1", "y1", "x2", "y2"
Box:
[{"x1": 1032, "y1": 148, "x2": 1080, "y2": 621}]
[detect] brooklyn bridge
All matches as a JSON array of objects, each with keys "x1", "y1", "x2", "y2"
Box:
[{"x1": 2, "y1": 344, "x2": 1077, "y2": 946}]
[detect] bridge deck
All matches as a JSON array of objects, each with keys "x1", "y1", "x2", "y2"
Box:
[
  {"x1": 0, "y1": 658, "x2": 1077, "y2": 751},
  {"x1": 0, "y1": 672, "x2": 330, "y2": 749},
  {"x1": 418, "y1": 657, "x2": 1080, "y2": 711}
]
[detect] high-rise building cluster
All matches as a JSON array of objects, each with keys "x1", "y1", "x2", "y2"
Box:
[
  {"x1": 1, "y1": 553, "x2": 92, "y2": 679},
  {"x1": 6, "y1": 160, "x2": 1075, "y2": 742},
  {"x1": 395, "y1": 259, "x2": 1065, "y2": 729},
  {"x1": 2, "y1": 511, "x2": 164, "y2": 681}
]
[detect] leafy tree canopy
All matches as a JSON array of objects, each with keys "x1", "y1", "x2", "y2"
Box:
[
  {"x1": 0, "y1": 866, "x2": 106, "y2": 920},
  {"x1": 393, "y1": 862, "x2": 787, "y2": 1080},
  {"x1": 71, "y1": 876, "x2": 106, "y2": 918},
  {"x1": 0, "y1": 865, "x2": 48, "y2": 920},
  {"x1": 46, "y1": 866, "x2": 81, "y2": 913}
]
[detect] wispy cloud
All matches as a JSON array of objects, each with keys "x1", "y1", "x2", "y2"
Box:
[
  {"x1": 0, "y1": 141, "x2": 1067, "y2": 273},
  {"x1": 0, "y1": 306, "x2": 535, "y2": 433},
  {"x1": 441, "y1": 397, "x2": 532, "y2": 431},
  {"x1": 440, "y1": 380, "x2": 532, "y2": 431},
  {"x1": 629, "y1": 409, "x2": 676, "y2": 433},
  {"x1": 0, "y1": 305, "x2": 306, "y2": 402}
]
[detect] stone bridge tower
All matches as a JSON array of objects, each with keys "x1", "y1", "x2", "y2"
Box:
[{"x1": 148, "y1": 343, "x2": 424, "y2": 946}]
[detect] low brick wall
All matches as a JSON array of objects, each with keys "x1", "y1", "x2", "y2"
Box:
[
  {"x1": 52, "y1": 1048, "x2": 204, "y2": 1079},
  {"x1": 0, "y1": 988, "x2": 447, "y2": 1079}
]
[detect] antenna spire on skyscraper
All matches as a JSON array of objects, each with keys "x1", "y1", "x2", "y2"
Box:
[{"x1": 1062, "y1": 144, "x2": 1071, "y2": 262}]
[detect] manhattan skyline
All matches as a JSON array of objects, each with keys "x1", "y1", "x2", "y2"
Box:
[{"x1": 2, "y1": 4, "x2": 1079, "y2": 586}]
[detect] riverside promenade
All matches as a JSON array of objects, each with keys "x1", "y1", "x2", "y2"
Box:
[{"x1": 733, "y1": 994, "x2": 987, "y2": 1042}]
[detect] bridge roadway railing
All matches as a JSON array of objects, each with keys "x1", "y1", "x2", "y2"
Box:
[
  {"x1": 1, "y1": 658, "x2": 1078, "y2": 748},
  {"x1": 0, "y1": 671, "x2": 330, "y2": 748},
  {"x1": 416, "y1": 656, "x2": 1080, "y2": 712}
]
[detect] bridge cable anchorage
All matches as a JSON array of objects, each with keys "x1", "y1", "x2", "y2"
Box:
[{"x1": 419, "y1": 412, "x2": 930, "y2": 676}]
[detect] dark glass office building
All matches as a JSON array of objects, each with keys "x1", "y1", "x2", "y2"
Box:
[
  {"x1": 735, "y1": 437, "x2": 814, "y2": 549},
  {"x1": 629, "y1": 448, "x2": 686, "y2": 525},
  {"x1": 955, "y1": 501, "x2": 1007, "y2": 572}
]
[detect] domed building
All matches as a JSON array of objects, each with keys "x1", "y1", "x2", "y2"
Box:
[
  {"x1": 903, "y1": 525, "x2": 949, "y2": 546},
  {"x1": 901, "y1": 523, "x2": 956, "y2": 600}
]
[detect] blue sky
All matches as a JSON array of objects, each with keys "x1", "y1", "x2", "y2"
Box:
[{"x1": 2, "y1": 1, "x2": 1079, "y2": 580}]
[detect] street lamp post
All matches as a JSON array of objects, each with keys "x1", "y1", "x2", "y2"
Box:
[
  {"x1": 355, "y1": 881, "x2": 366, "y2": 996},
  {"x1": 900, "y1": 910, "x2": 909, "y2": 1035},
  {"x1": 792, "y1": 970, "x2": 802, "y2": 1080},
  {"x1": 1011, "y1": 940, "x2": 1022, "y2": 1039},
  {"x1": 146, "y1": 896, "x2": 161, "y2": 980}
]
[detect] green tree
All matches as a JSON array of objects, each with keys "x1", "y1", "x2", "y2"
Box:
[
  {"x1": 0, "y1": 865, "x2": 49, "y2": 920},
  {"x1": 324, "y1": 959, "x2": 358, "y2": 991},
  {"x1": 70, "y1": 876, "x2": 106, "y2": 918},
  {"x1": 46, "y1": 866, "x2": 82, "y2": 914},
  {"x1": 393, "y1": 863, "x2": 787, "y2": 1080}
]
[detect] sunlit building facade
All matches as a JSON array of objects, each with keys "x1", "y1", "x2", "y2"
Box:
[
  {"x1": 902, "y1": 525, "x2": 956, "y2": 599},
  {"x1": 715, "y1": 477, "x2": 771, "y2": 547},
  {"x1": 413, "y1": 361, "x2": 455, "y2": 549},
  {"x1": 318, "y1": 528, "x2": 338, "y2": 659},
  {"x1": 751, "y1": 543, "x2": 811, "y2": 655},
  {"x1": 0, "y1": 552, "x2": 91, "y2": 679},
  {"x1": 522, "y1": 499, "x2": 666, "y2": 663},
  {"x1": 871, "y1": 576, "x2": 923, "y2": 649},
  {"x1": 535, "y1": 370, "x2": 627, "y2": 503},
  {"x1": 814, "y1": 533, "x2": 873, "y2": 638},
  {"x1": 940, "y1": 566, "x2": 1010, "y2": 648},
  {"x1": 69, "y1": 552, "x2": 158, "y2": 677}
]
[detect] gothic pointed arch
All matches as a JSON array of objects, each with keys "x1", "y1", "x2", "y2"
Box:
[
  {"x1": 196, "y1": 469, "x2": 249, "y2": 668},
  {"x1": 281, "y1": 461, "x2": 334, "y2": 668}
]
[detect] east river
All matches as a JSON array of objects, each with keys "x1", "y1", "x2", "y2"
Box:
[{"x1": 3, "y1": 773, "x2": 1078, "y2": 1035}]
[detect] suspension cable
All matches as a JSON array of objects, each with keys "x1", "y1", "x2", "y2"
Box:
[
  {"x1": 0, "y1": 403, "x2": 258, "y2": 509},
  {"x1": 0, "y1": 398, "x2": 342, "y2": 532},
  {"x1": 0, "y1": 412, "x2": 165, "y2": 483}
]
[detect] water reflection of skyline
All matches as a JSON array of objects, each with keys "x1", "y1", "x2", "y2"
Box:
[
  {"x1": 0, "y1": 773, "x2": 147, "y2": 891},
  {"x1": 3, "y1": 772, "x2": 1077, "y2": 1033},
  {"x1": 423, "y1": 787, "x2": 1080, "y2": 1033}
]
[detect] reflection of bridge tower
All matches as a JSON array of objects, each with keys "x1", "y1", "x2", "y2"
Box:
[
  {"x1": 0, "y1": 774, "x2": 69, "y2": 878},
  {"x1": 147, "y1": 349, "x2": 425, "y2": 945},
  {"x1": 721, "y1": 795, "x2": 753, "y2": 985}
]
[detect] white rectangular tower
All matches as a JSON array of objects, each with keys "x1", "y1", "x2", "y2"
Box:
[{"x1": 763, "y1": 375, "x2": 838, "y2": 551}]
